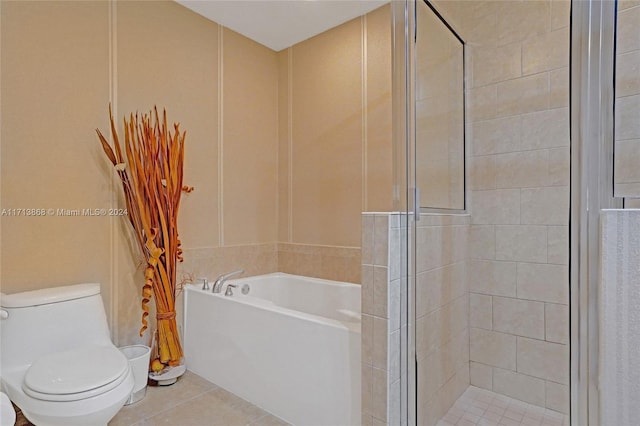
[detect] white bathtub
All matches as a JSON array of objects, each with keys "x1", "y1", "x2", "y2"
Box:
[{"x1": 183, "y1": 272, "x2": 361, "y2": 426}]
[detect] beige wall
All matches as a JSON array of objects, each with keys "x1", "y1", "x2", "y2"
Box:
[
  {"x1": 615, "y1": 2, "x2": 640, "y2": 196},
  {"x1": 277, "y1": 5, "x2": 393, "y2": 282},
  {"x1": 1, "y1": 1, "x2": 392, "y2": 345},
  {"x1": 1, "y1": 0, "x2": 113, "y2": 309},
  {"x1": 431, "y1": 0, "x2": 571, "y2": 414},
  {"x1": 1, "y1": 0, "x2": 279, "y2": 346}
]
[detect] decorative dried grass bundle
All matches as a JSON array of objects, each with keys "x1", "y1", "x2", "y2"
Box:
[{"x1": 96, "y1": 105, "x2": 192, "y2": 365}]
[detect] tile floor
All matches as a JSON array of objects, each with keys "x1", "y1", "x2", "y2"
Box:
[
  {"x1": 436, "y1": 386, "x2": 569, "y2": 426},
  {"x1": 14, "y1": 377, "x2": 569, "y2": 426},
  {"x1": 14, "y1": 371, "x2": 289, "y2": 426}
]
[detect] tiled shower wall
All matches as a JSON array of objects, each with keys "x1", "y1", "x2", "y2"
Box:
[
  {"x1": 361, "y1": 213, "x2": 470, "y2": 426},
  {"x1": 415, "y1": 215, "x2": 470, "y2": 426},
  {"x1": 431, "y1": 0, "x2": 571, "y2": 413},
  {"x1": 615, "y1": 2, "x2": 640, "y2": 196}
]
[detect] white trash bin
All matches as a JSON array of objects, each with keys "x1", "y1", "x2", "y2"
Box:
[{"x1": 119, "y1": 345, "x2": 151, "y2": 405}]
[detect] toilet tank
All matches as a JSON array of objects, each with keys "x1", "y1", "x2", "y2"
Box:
[{"x1": 0, "y1": 283, "x2": 113, "y2": 369}]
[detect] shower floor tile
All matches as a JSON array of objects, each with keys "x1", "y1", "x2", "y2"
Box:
[{"x1": 437, "y1": 386, "x2": 569, "y2": 426}]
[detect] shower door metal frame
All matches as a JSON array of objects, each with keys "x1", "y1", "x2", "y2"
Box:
[
  {"x1": 391, "y1": 0, "x2": 415, "y2": 425},
  {"x1": 570, "y1": 1, "x2": 622, "y2": 425}
]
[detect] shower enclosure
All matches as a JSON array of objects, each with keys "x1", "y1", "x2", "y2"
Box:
[{"x1": 387, "y1": 0, "x2": 639, "y2": 425}]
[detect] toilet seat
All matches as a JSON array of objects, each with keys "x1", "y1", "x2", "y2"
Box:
[{"x1": 22, "y1": 345, "x2": 130, "y2": 402}]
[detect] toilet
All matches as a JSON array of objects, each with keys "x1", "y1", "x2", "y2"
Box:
[{"x1": 0, "y1": 283, "x2": 134, "y2": 426}]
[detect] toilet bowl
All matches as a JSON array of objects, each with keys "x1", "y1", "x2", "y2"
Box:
[
  {"x1": 0, "y1": 284, "x2": 134, "y2": 426},
  {"x1": 0, "y1": 392, "x2": 16, "y2": 426}
]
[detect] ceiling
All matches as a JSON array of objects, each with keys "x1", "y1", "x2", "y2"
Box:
[{"x1": 176, "y1": 0, "x2": 389, "y2": 52}]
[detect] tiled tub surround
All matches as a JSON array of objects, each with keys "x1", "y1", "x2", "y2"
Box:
[
  {"x1": 178, "y1": 243, "x2": 360, "y2": 287},
  {"x1": 615, "y1": 2, "x2": 640, "y2": 195},
  {"x1": 431, "y1": 0, "x2": 571, "y2": 413}
]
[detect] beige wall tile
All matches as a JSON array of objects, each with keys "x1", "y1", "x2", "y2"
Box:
[
  {"x1": 374, "y1": 215, "x2": 389, "y2": 266},
  {"x1": 522, "y1": 28, "x2": 569, "y2": 75},
  {"x1": 549, "y1": 68, "x2": 569, "y2": 108},
  {"x1": 470, "y1": 225, "x2": 496, "y2": 260},
  {"x1": 547, "y1": 225, "x2": 569, "y2": 265},
  {"x1": 545, "y1": 303, "x2": 569, "y2": 344},
  {"x1": 362, "y1": 364, "x2": 373, "y2": 417},
  {"x1": 471, "y1": 189, "x2": 521, "y2": 225},
  {"x1": 619, "y1": 1, "x2": 640, "y2": 10},
  {"x1": 517, "y1": 337, "x2": 569, "y2": 384},
  {"x1": 416, "y1": 225, "x2": 445, "y2": 272},
  {"x1": 469, "y1": 85, "x2": 498, "y2": 123},
  {"x1": 471, "y1": 43, "x2": 521, "y2": 87},
  {"x1": 469, "y1": 155, "x2": 497, "y2": 190},
  {"x1": 277, "y1": 243, "x2": 361, "y2": 283},
  {"x1": 470, "y1": 328, "x2": 517, "y2": 370},
  {"x1": 521, "y1": 186, "x2": 569, "y2": 226},
  {"x1": 362, "y1": 265, "x2": 374, "y2": 315},
  {"x1": 517, "y1": 263, "x2": 569, "y2": 304},
  {"x1": 617, "y1": 6, "x2": 640, "y2": 54},
  {"x1": 497, "y1": 0, "x2": 551, "y2": 46},
  {"x1": 470, "y1": 293, "x2": 493, "y2": 330},
  {"x1": 548, "y1": 147, "x2": 570, "y2": 186},
  {"x1": 495, "y1": 150, "x2": 550, "y2": 189},
  {"x1": 373, "y1": 266, "x2": 389, "y2": 318},
  {"x1": 493, "y1": 296, "x2": 545, "y2": 339},
  {"x1": 551, "y1": 0, "x2": 571, "y2": 30},
  {"x1": 373, "y1": 316, "x2": 388, "y2": 370},
  {"x1": 372, "y1": 367, "x2": 388, "y2": 421},
  {"x1": 469, "y1": 260, "x2": 517, "y2": 297},
  {"x1": 616, "y1": 51, "x2": 640, "y2": 98},
  {"x1": 493, "y1": 368, "x2": 546, "y2": 407},
  {"x1": 615, "y1": 94, "x2": 640, "y2": 140},
  {"x1": 472, "y1": 116, "x2": 521, "y2": 155},
  {"x1": 546, "y1": 381, "x2": 569, "y2": 414},
  {"x1": 470, "y1": 362, "x2": 493, "y2": 390},
  {"x1": 615, "y1": 139, "x2": 640, "y2": 185},
  {"x1": 521, "y1": 107, "x2": 570, "y2": 150},
  {"x1": 416, "y1": 262, "x2": 467, "y2": 317},
  {"x1": 362, "y1": 214, "x2": 375, "y2": 265},
  {"x1": 626, "y1": 198, "x2": 640, "y2": 208},
  {"x1": 495, "y1": 226, "x2": 548, "y2": 263},
  {"x1": 496, "y1": 73, "x2": 549, "y2": 117},
  {"x1": 362, "y1": 314, "x2": 373, "y2": 366}
]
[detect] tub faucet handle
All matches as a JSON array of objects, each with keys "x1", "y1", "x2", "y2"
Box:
[
  {"x1": 197, "y1": 277, "x2": 209, "y2": 291},
  {"x1": 225, "y1": 284, "x2": 237, "y2": 297},
  {"x1": 212, "y1": 269, "x2": 244, "y2": 293}
]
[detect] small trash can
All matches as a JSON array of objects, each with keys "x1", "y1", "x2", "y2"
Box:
[{"x1": 119, "y1": 345, "x2": 151, "y2": 405}]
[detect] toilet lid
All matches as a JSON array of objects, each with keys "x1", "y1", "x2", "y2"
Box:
[{"x1": 23, "y1": 345, "x2": 129, "y2": 397}]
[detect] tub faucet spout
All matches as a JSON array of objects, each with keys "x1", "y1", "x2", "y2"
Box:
[{"x1": 212, "y1": 269, "x2": 244, "y2": 293}]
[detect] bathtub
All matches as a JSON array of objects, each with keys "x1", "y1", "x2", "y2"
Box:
[{"x1": 183, "y1": 272, "x2": 361, "y2": 426}]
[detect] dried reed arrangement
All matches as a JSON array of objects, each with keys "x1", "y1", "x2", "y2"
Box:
[{"x1": 96, "y1": 105, "x2": 192, "y2": 366}]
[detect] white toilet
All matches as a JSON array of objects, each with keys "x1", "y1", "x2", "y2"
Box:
[{"x1": 0, "y1": 283, "x2": 134, "y2": 426}]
